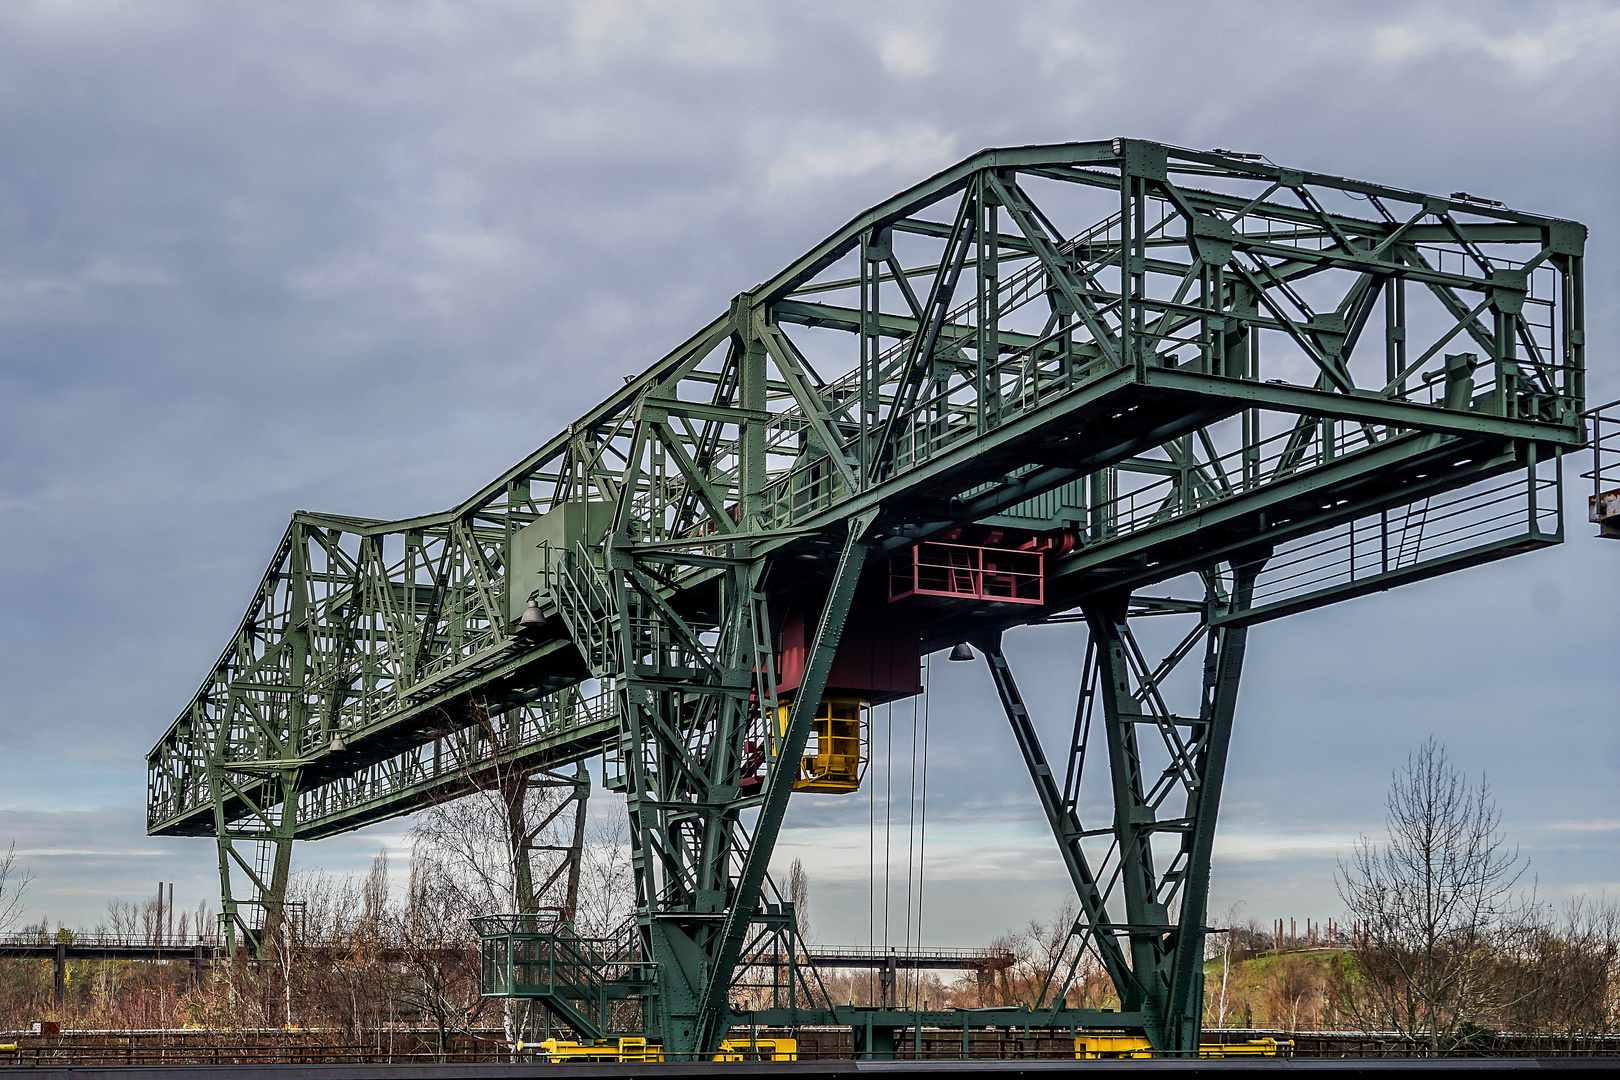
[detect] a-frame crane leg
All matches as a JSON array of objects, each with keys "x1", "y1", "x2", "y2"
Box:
[
  {"x1": 210, "y1": 765, "x2": 299, "y2": 958},
  {"x1": 982, "y1": 556, "x2": 1262, "y2": 1055},
  {"x1": 605, "y1": 504, "x2": 872, "y2": 1059}
]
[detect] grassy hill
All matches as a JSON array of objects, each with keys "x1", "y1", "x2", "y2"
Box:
[{"x1": 1202, "y1": 949, "x2": 1352, "y2": 1030}]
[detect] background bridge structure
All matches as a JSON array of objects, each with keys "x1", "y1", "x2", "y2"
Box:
[{"x1": 148, "y1": 139, "x2": 1588, "y2": 1058}]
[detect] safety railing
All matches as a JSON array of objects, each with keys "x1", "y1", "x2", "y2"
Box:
[
  {"x1": 472, "y1": 912, "x2": 644, "y2": 1010},
  {"x1": 0, "y1": 932, "x2": 220, "y2": 950},
  {"x1": 1581, "y1": 397, "x2": 1620, "y2": 538},
  {"x1": 1095, "y1": 418, "x2": 1388, "y2": 543},
  {"x1": 1238, "y1": 464, "x2": 1561, "y2": 622},
  {"x1": 889, "y1": 542, "x2": 1044, "y2": 605},
  {"x1": 292, "y1": 688, "x2": 618, "y2": 833},
  {"x1": 541, "y1": 541, "x2": 617, "y2": 677},
  {"x1": 802, "y1": 944, "x2": 1015, "y2": 965}
]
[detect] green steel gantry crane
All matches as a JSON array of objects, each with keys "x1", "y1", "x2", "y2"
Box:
[{"x1": 148, "y1": 139, "x2": 1588, "y2": 1058}]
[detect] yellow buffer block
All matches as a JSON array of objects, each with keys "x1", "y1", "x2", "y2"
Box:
[
  {"x1": 531, "y1": 1037, "x2": 796, "y2": 1062},
  {"x1": 1074, "y1": 1036, "x2": 1286, "y2": 1059},
  {"x1": 775, "y1": 696, "x2": 867, "y2": 794},
  {"x1": 1074, "y1": 1035, "x2": 1154, "y2": 1059},
  {"x1": 1202, "y1": 1038, "x2": 1288, "y2": 1057}
]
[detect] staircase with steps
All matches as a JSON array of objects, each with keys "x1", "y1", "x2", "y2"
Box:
[{"x1": 473, "y1": 912, "x2": 655, "y2": 1041}]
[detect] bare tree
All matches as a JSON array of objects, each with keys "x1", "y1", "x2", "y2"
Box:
[
  {"x1": 1501, "y1": 895, "x2": 1620, "y2": 1045},
  {"x1": 414, "y1": 702, "x2": 587, "y2": 919},
  {"x1": 0, "y1": 842, "x2": 33, "y2": 935},
  {"x1": 393, "y1": 853, "x2": 487, "y2": 1060},
  {"x1": 1207, "y1": 902, "x2": 1247, "y2": 1029},
  {"x1": 408, "y1": 716, "x2": 591, "y2": 1052},
  {"x1": 572, "y1": 798, "x2": 634, "y2": 940},
  {"x1": 282, "y1": 855, "x2": 395, "y2": 1040},
  {"x1": 967, "y1": 899, "x2": 1109, "y2": 1010},
  {"x1": 787, "y1": 858, "x2": 812, "y2": 945},
  {"x1": 1336, "y1": 737, "x2": 1527, "y2": 1052}
]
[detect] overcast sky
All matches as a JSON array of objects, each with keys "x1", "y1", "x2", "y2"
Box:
[{"x1": 1, "y1": 0, "x2": 1617, "y2": 947}]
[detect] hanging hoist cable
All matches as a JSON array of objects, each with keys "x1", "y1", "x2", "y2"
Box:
[
  {"x1": 902, "y1": 681, "x2": 920, "y2": 995},
  {"x1": 868, "y1": 697, "x2": 877, "y2": 1005},
  {"x1": 912, "y1": 654, "x2": 932, "y2": 1008},
  {"x1": 882, "y1": 700, "x2": 894, "y2": 957}
]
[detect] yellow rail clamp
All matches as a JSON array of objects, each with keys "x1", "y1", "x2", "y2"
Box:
[{"x1": 715, "y1": 1038, "x2": 797, "y2": 1061}]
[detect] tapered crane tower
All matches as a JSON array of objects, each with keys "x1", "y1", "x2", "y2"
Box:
[{"x1": 148, "y1": 139, "x2": 1588, "y2": 1057}]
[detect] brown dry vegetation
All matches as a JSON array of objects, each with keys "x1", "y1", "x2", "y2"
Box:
[
  {"x1": 4, "y1": 738, "x2": 1617, "y2": 1049},
  {"x1": 1199, "y1": 903, "x2": 1620, "y2": 1043},
  {"x1": 5, "y1": 895, "x2": 1617, "y2": 1047}
]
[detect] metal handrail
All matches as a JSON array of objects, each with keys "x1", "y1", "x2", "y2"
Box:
[
  {"x1": 803, "y1": 944, "x2": 1013, "y2": 961},
  {"x1": 0, "y1": 932, "x2": 218, "y2": 948}
]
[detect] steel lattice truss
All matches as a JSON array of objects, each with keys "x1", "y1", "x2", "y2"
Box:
[{"x1": 148, "y1": 140, "x2": 1586, "y2": 1055}]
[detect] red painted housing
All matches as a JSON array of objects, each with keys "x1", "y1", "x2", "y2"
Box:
[{"x1": 775, "y1": 604, "x2": 923, "y2": 705}]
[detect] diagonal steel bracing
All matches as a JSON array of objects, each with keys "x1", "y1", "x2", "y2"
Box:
[{"x1": 981, "y1": 558, "x2": 1262, "y2": 1053}]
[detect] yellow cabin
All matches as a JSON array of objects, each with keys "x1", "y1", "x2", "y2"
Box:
[{"x1": 775, "y1": 696, "x2": 868, "y2": 793}]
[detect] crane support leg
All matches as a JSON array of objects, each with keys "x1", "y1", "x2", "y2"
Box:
[
  {"x1": 608, "y1": 410, "x2": 873, "y2": 1063},
  {"x1": 980, "y1": 637, "x2": 1134, "y2": 997},
  {"x1": 211, "y1": 765, "x2": 299, "y2": 957},
  {"x1": 982, "y1": 556, "x2": 1263, "y2": 1055},
  {"x1": 697, "y1": 509, "x2": 874, "y2": 1054}
]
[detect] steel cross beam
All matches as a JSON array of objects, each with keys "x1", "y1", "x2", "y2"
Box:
[{"x1": 148, "y1": 140, "x2": 1587, "y2": 1052}]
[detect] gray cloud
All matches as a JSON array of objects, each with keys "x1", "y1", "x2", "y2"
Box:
[{"x1": 1, "y1": 0, "x2": 1616, "y2": 941}]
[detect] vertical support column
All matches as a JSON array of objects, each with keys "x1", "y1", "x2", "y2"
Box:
[
  {"x1": 859, "y1": 234, "x2": 884, "y2": 479},
  {"x1": 1162, "y1": 559, "x2": 1263, "y2": 1054},
  {"x1": 564, "y1": 763, "x2": 590, "y2": 924},
  {"x1": 266, "y1": 524, "x2": 310, "y2": 943},
  {"x1": 211, "y1": 766, "x2": 300, "y2": 958},
  {"x1": 1385, "y1": 275, "x2": 1403, "y2": 392},
  {"x1": 1115, "y1": 139, "x2": 1166, "y2": 378},
  {"x1": 1562, "y1": 238, "x2": 1584, "y2": 413},
  {"x1": 1084, "y1": 595, "x2": 1166, "y2": 1025},
  {"x1": 209, "y1": 761, "x2": 237, "y2": 956},
  {"x1": 258, "y1": 770, "x2": 300, "y2": 953},
  {"x1": 54, "y1": 940, "x2": 66, "y2": 1007},
  {"x1": 736, "y1": 295, "x2": 768, "y2": 526},
  {"x1": 976, "y1": 174, "x2": 1000, "y2": 431},
  {"x1": 1118, "y1": 148, "x2": 1134, "y2": 374},
  {"x1": 609, "y1": 369, "x2": 804, "y2": 1057}
]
